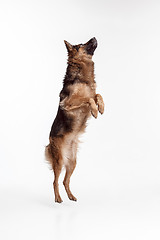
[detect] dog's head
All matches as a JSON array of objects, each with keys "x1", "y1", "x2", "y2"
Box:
[{"x1": 64, "y1": 37, "x2": 97, "y2": 61}]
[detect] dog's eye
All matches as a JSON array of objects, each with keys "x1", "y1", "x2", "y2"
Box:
[{"x1": 74, "y1": 46, "x2": 80, "y2": 51}]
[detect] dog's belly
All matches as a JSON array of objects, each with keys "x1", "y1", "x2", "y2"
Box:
[
  {"x1": 75, "y1": 106, "x2": 91, "y2": 127},
  {"x1": 62, "y1": 133, "x2": 79, "y2": 166}
]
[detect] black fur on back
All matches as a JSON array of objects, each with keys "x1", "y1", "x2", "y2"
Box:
[
  {"x1": 49, "y1": 106, "x2": 73, "y2": 137},
  {"x1": 49, "y1": 64, "x2": 80, "y2": 138}
]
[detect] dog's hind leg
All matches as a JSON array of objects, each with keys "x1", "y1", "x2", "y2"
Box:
[
  {"x1": 45, "y1": 143, "x2": 63, "y2": 203},
  {"x1": 53, "y1": 162, "x2": 63, "y2": 203},
  {"x1": 63, "y1": 161, "x2": 77, "y2": 201}
]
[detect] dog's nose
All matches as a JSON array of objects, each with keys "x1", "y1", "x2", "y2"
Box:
[
  {"x1": 91, "y1": 37, "x2": 97, "y2": 41},
  {"x1": 89, "y1": 37, "x2": 97, "y2": 46}
]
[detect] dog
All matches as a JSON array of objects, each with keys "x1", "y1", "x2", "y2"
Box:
[{"x1": 45, "y1": 37, "x2": 104, "y2": 203}]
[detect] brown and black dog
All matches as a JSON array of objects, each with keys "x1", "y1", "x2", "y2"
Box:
[{"x1": 45, "y1": 37, "x2": 104, "y2": 203}]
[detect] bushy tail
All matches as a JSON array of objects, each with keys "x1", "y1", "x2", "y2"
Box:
[{"x1": 45, "y1": 144, "x2": 54, "y2": 169}]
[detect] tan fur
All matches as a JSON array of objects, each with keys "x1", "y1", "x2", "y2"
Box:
[{"x1": 45, "y1": 39, "x2": 104, "y2": 203}]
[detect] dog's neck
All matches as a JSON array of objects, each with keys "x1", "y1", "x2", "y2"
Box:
[{"x1": 63, "y1": 57, "x2": 95, "y2": 85}]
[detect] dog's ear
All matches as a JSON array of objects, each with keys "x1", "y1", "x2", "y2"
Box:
[{"x1": 64, "y1": 40, "x2": 73, "y2": 52}]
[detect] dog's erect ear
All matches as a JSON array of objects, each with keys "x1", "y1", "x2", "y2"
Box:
[{"x1": 64, "y1": 40, "x2": 73, "y2": 52}]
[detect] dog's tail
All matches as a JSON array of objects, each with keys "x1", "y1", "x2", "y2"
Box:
[
  {"x1": 45, "y1": 144, "x2": 54, "y2": 170},
  {"x1": 45, "y1": 138, "x2": 61, "y2": 170}
]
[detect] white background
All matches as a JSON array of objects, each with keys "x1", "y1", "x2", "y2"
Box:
[{"x1": 0, "y1": 0, "x2": 160, "y2": 239}]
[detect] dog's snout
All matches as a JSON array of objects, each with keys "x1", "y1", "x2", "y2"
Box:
[{"x1": 85, "y1": 37, "x2": 98, "y2": 56}]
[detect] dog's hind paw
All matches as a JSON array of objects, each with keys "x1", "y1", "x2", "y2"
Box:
[
  {"x1": 55, "y1": 196, "x2": 63, "y2": 203},
  {"x1": 68, "y1": 194, "x2": 77, "y2": 201}
]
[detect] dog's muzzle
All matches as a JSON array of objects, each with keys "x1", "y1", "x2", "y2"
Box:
[{"x1": 85, "y1": 37, "x2": 98, "y2": 56}]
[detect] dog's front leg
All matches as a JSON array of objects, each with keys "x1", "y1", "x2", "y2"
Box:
[
  {"x1": 60, "y1": 97, "x2": 98, "y2": 118},
  {"x1": 60, "y1": 97, "x2": 86, "y2": 111},
  {"x1": 95, "y1": 94, "x2": 104, "y2": 114}
]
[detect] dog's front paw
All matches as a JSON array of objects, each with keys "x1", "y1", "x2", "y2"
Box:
[
  {"x1": 98, "y1": 101, "x2": 104, "y2": 115},
  {"x1": 95, "y1": 94, "x2": 104, "y2": 114},
  {"x1": 91, "y1": 107, "x2": 98, "y2": 118},
  {"x1": 89, "y1": 98, "x2": 98, "y2": 118}
]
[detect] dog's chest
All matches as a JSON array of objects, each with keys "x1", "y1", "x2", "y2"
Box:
[
  {"x1": 69, "y1": 82, "x2": 96, "y2": 98},
  {"x1": 70, "y1": 83, "x2": 95, "y2": 129}
]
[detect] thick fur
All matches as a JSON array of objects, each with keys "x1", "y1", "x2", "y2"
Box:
[{"x1": 45, "y1": 38, "x2": 104, "y2": 203}]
